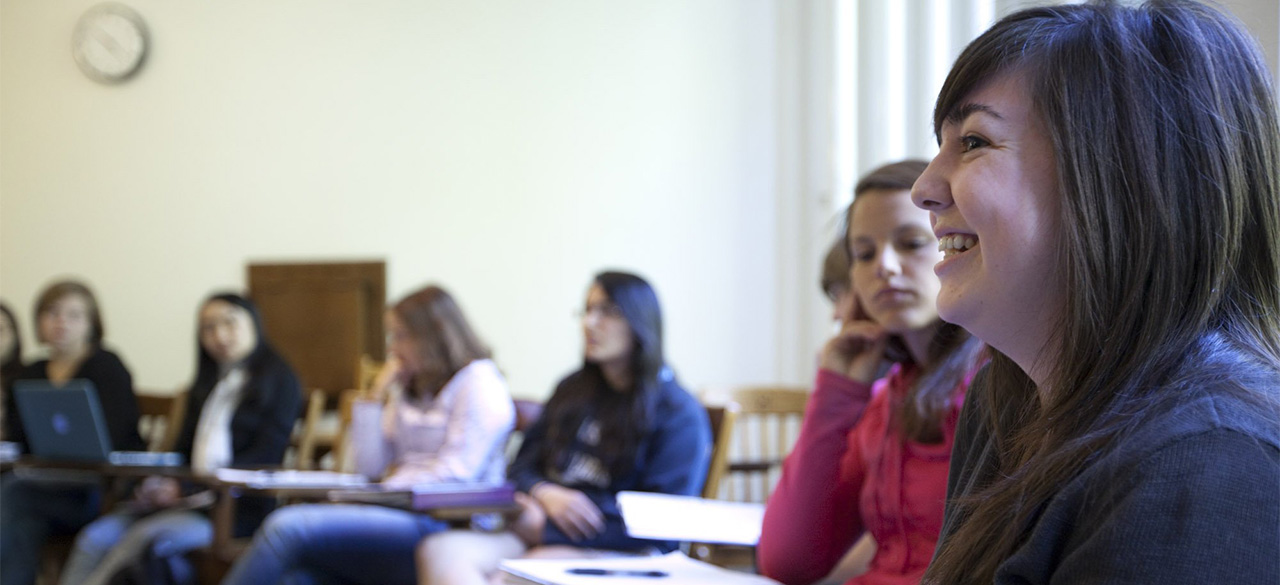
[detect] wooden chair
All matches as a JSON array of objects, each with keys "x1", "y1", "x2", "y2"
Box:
[
  {"x1": 292, "y1": 355, "x2": 384, "y2": 470},
  {"x1": 356, "y1": 354, "x2": 383, "y2": 393},
  {"x1": 701, "y1": 402, "x2": 739, "y2": 500},
  {"x1": 135, "y1": 390, "x2": 188, "y2": 452},
  {"x1": 714, "y1": 386, "x2": 810, "y2": 503},
  {"x1": 691, "y1": 386, "x2": 809, "y2": 569}
]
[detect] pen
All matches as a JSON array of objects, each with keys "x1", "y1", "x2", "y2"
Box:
[{"x1": 565, "y1": 568, "x2": 669, "y2": 578}]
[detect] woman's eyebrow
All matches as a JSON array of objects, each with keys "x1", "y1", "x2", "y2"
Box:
[{"x1": 945, "y1": 102, "x2": 1003, "y2": 128}]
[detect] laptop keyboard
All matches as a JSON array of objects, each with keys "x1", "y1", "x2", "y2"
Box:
[{"x1": 108, "y1": 451, "x2": 185, "y2": 467}]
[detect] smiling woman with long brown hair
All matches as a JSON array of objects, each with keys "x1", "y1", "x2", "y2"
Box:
[{"x1": 912, "y1": 1, "x2": 1280, "y2": 583}]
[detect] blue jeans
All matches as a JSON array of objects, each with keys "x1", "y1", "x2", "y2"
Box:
[
  {"x1": 58, "y1": 509, "x2": 211, "y2": 585},
  {"x1": 220, "y1": 504, "x2": 449, "y2": 585},
  {"x1": 0, "y1": 473, "x2": 102, "y2": 585}
]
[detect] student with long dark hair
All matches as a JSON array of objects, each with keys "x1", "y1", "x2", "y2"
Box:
[
  {"x1": 910, "y1": 2, "x2": 1280, "y2": 583},
  {"x1": 0, "y1": 301, "x2": 23, "y2": 441},
  {"x1": 57, "y1": 293, "x2": 302, "y2": 585},
  {"x1": 0, "y1": 280, "x2": 143, "y2": 585},
  {"x1": 758, "y1": 161, "x2": 985, "y2": 585},
  {"x1": 418, "y1": 271, "x2": 711, "y2": 585},
  {"x1": 220, "y1": 285, "x2": 514, "y2": 585}
]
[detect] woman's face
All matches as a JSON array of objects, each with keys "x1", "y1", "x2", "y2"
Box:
[
  {"x1": 199, "y1": 300, "x2": 258, "y2": 366},
  {"x1": 582, "y1": 284, "x2": 632, "y2": 366},
  {"x1": 384, "y1": 311, "x2": 423, "y2": 374},
  {"x1": 848, "y1": 189, "x2": 944, "y2": 333},
  {"x1": 911, "y1": 71, "x2": 1065, "y2": 372},
  {"x1": 39, "y1": 294, "x2": 93, "y2": 354}
]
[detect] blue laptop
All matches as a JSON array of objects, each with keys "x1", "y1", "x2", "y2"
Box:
[{"x1": 13, "y1": 379, "x2": 182, "y2": 466}]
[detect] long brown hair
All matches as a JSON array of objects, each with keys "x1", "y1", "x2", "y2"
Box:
[
  {"x1": 392, "y1": 286, "x2": 491, "y2": 400},
  {"x1": 925, "y1": 2, "x2": 1280, "y2": 583},
  {"x1": 847, "y1": 160, "x2": 984, "y2": 443}
]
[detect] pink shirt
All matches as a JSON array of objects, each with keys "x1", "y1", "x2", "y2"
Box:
[{"x1": 758, "y1": 365, "x2": 967, "y2": 585}]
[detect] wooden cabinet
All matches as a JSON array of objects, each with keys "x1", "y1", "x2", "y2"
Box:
[{"x1": 247, "y1": 261, "x2": 385, "y2": 398}]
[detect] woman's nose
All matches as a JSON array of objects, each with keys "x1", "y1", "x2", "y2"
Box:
[
  {"x1": 911, "y1": 157, "x2": 952, "y2": 211},
  {"x1": 876, "y1": 248, "x2": 902, "y2": 278}
]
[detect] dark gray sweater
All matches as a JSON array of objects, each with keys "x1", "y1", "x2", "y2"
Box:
[{"x1": 935, "y1": 364, "x2": 1280, "y2": 584}]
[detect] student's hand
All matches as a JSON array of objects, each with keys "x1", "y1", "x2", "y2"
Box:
[
  {"x1": 510, "y1": 491, "x2": 547, "y2": 547},
  {"x1": 369, "y1": 357, "x2": 409, "y2": 401},
  {"x1": 530, "y1": 483, "x2": 605, "y2": 542},
  {"x1": 819, "y1": 320, "x2": 888, "y2": 384},
  {"x1": 134, "y1": 476, "x2": 181, "y2": 509}
]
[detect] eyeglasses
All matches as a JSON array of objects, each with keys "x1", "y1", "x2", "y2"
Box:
[{"x1": 576, "y1": 303, "x2": 625, "y2": 320}]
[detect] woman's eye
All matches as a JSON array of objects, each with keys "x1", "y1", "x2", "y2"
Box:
[
  {"x1": 959, "y1": 134, "x2": 989, "y2": 152},
  {"x1": 899, "y1": 237, "x2": 931, "y2": 251},
  {"x1": 852, "y1": 248, "x2": 875, "y2": 262}
]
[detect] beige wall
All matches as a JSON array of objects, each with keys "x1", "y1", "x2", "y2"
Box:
[
  {"x1": 0, "y1": 1, "x2": 786, "y2": 398},
  {"x1": 4, "y1": 1, "x2": 1276, "y2": 400}
]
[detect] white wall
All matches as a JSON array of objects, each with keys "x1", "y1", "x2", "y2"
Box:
[{"x1": 0, "y1": 1, "x2": 788, "y2": 399}]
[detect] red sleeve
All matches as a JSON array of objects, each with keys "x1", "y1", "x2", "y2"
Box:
[{"x1": 757, "y1": 368, "x2": 878, "y2": 585}]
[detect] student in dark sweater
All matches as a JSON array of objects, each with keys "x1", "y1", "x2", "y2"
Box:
[
  {"x1": 0, "y1": 280, "x2": 144, "y2": 585},
  {"x1": 417, "y1": 271, "x2": 711, "y2": 585},
  {"x1": 909, "y1": 2, "x2": 1280, "y2": 583},
  {"x1": 57, "y1": 293, "x2": 302, "y2": 585},
  {"x1": 1, "y1": 301, "x2": 24, "y2": 441}
]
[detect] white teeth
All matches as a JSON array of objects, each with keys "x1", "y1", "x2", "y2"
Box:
[{"x1": 937, "y1": 234, "x2": 978, "y2": 256}]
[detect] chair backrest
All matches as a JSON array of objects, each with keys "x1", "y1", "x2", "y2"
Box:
[
  {"x1": 135, "y1": 390, "x2": 188, "y2": 452},
  {"x1": 701, "y1": 402, "x2": 739, "y2": 499},
  {"x1": 292, "y1": 388, "x2": 333, "y2": 470},
  {"x1": 710, "y1": 386, "x2": 810, "y2": 503},
  {"x1": 357, "y1": 354, "x2": 383, "y2": 392}
]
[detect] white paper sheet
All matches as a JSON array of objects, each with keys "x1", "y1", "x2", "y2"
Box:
[
  {"x1": 214, "y1": 468, "x2": 369, "y2": 488},
  {"x1": 616, "y1": 491, "x2": 765, "y2": 546},
  {"x1": 500, "y1": 551, "x2": 779, "y2": 585}
]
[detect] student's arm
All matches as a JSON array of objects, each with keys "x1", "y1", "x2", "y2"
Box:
[
  {"x1": 757, "y1": 369, "x2": 876, "y2": 585},
  {"x1": 541, "y1": 391, "x2": 713, "y2": 552},
  {"x1": 382, "y1": 364, "x2": 515, "y2": 487}
]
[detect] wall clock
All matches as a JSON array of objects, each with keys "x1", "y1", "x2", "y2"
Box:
[{"x1": 72, "y1": 3, "x2": 148, "y2": 84}]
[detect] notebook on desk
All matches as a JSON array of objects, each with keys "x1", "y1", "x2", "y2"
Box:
[
  {"x1": 499, "y1": 551, "x2": 780, "y2": 585},
  {"x1": 327, "y1": 481, "x2": 516, "y2": 510},
  {"x1": 13, "y1": 379, "x2": 184, "y2": 466}
]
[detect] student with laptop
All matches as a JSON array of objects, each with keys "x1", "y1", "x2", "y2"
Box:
[
  {"x1": 56, "y1": 292, "x2": 303, "y2": 585},
  {"x1": 0, "y1": 279, "x2": 144, "y2": 585},
  {"x1": 220, "y1": 285, "x2": 514, "y2": 585}
]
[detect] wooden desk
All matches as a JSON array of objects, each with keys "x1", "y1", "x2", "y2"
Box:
[
  {"x1": 207, "y1": 477, "x2": 519, "y2": 562},
  {"x1": 6, "y1": 457, "x2": 198, "y2": 511}
]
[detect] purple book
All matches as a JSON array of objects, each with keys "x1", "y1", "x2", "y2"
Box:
[{"x1": 328, "y1": 481, "x2": 515, "y2": 511}]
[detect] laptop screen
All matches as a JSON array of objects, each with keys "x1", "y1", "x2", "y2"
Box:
[{"x1": 13, "y1": 379, "x2": 114, "y2": 462}]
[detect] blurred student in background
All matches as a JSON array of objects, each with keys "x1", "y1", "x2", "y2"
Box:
[
  {"x1": 1, "y1": 280, "x2": 144, "y2": 585},
  {"x1": 59, "y1": 293, "x2": 302, "y2": 585},
  {"x1": 0, "y1": 301, "x2": 23, "y2": 441},
  {"x1": 417, "y1": 271, "x2": 711, "y2": 585},
  {"x1": 221, "y1": 285, "x2": 514, "y2": 585}
]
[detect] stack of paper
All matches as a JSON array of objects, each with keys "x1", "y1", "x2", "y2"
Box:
[
  {"x1": 500, "y1": 551, "x2": 780, "y2": 585},
  {"x1": 617, "y1": 491, "x2": 765, "y2": 545},
  {"x1": 215, "y1": 468, "x2": 369, "y2": 489}
]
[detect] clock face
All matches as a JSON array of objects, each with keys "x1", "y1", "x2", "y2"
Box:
[{"x1": 73, "y1": 3, "x2": 148, "y2": 83}]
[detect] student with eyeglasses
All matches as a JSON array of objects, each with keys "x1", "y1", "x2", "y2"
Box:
[{"x1": 417, "y1": 271, "x2": 711, "y2": 585}]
